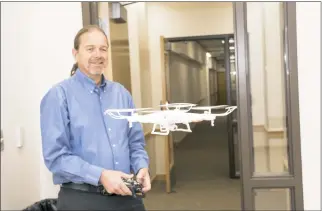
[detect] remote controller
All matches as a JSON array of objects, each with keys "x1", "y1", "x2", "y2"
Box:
[{"x1": 122, "y1": 177, "x2": 145, "y2": 198}]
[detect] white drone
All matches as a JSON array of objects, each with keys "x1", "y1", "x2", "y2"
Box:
[{"x1": 104, "y1": 102, "x2": 237, "y2": 135}]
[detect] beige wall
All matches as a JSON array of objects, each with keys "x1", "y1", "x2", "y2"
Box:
[
  {"x1": 167, "y1": 41, "x2": 209, "y2": 144},
  {"x1": 248, "y1": 2, "x2": 286, "y2": 129},
  {"x1": 208, "y1": 57, "x2": 218, "y2": 105},
  {"x1": 247, "y1": 2, "x2": 288, "y2": 176}
]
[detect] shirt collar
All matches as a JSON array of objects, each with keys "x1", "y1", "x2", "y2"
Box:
[{"x1": 74, "y1": 68, "x2": 107, "y2": 93}]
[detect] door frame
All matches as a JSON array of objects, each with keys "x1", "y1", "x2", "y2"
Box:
[
  {"x1": 160, "y1": 36, "x2": 176, "y2": 193},
  {"x1": 223, "y1": 35, "x2": 240, "y2": 179},
  {"x1": 234, "y1": 2, "x2": 304, "y2": 210}
]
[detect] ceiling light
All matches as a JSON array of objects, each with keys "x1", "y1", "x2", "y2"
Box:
[
  {"x1": 229, "y1": 46, "x2": 235, "y2": 50},
  {"x1": 206, "y1": 52, "x2": 211, "y2": 57},
  {"x1": 222, "y1": 39, "x2": 234, "y2": 44},
  {"x1": 230, "y1": 55, "x2": 235, "y2": 59}
]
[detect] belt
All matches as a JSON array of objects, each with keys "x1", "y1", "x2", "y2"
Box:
[{"x1": 61, "y1": 183, "x2": 114, "y2": 196}]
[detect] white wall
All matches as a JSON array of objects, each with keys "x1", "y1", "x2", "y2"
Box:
[
  {"x1": 1, "y1": 2, "x2": 83, "y2": 209},
  {"x1": 296, "y1": 2, "x2": 321, "y2": 210},
  {"x1": 168, "y1": 41, "x2": 208, "y2": 105}
]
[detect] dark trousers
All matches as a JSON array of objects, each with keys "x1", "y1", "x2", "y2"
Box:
[{"x1": 57, "y1": 187, "x2": 146, "y2": 211}]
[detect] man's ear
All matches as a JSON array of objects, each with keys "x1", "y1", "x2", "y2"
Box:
[{"x1": 72, "y1": 48, "x2": 78, "y2": 61}]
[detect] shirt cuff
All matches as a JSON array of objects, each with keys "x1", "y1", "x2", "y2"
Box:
[
  {"x1": 133, "y1": 160, "x2": 149, "y2": 175},
  {"x1": 85, "y1": 164, "x2": 104, "y2": 186}
]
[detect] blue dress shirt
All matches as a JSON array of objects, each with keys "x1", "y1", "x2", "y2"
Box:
[{"x1": 40, "y1": 69, "x2": 149, "y2": 186}]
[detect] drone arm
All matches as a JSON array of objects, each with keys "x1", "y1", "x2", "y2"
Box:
[
  {"x1": 105, "y1": 111, "x2": 127, "y2": 119},
  {"x1": 215, "y1": 106, "x2": 237, "y2": 117}
]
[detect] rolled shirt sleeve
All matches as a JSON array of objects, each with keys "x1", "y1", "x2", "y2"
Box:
[{"x1": 40, "y1": 85, "x2": 104, "y2": 186}]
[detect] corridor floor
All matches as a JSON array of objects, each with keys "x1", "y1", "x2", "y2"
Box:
[{"x1": 143, "y1": 117, "x2": 241, "y2": 210}]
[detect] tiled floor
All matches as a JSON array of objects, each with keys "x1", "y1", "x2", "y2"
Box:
[{"x1": 143, "y1": 118, "x2": 241, "y2": 210}]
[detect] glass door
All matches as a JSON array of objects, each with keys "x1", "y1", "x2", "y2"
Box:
[{"x1": 234, "y1": 2, "x2": 304, "y2": 210}]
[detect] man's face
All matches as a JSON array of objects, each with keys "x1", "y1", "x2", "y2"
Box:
[{"x1": 73, "y1": 30, "x2": 108, "y2": 77}]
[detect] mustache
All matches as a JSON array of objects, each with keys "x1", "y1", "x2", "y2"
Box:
[{"x1": 89, "y1": 57, "x2": 106, "y2": 63}]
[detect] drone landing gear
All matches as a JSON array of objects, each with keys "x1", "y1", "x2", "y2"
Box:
[{"x1": 151, "y1": 124, "x2": 170, "y2": 135}]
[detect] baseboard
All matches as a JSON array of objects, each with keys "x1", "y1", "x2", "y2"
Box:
[
  {"x1": 253, "y1": 125, "x2": 285, "y2": 138},
  {"x1": 152, "y1": 174, "x2": 166, "y2": 182}
]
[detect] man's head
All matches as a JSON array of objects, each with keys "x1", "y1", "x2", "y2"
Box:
[{"x1": 71, "y1": 25, "x2": 109, "y2": 81}]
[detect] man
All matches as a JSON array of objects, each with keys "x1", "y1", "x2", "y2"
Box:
[{"x1": 40, "y1": 25, "x2": 150, "y2": 210}]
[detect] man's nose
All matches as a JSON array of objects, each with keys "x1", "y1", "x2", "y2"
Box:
[{"x1": 93, "y1": 48, "x2": 102, "y2": 57}]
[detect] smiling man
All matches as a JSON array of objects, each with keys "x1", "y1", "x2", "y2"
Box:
[{"x1": 40, "y1": 25, "x2": 150, "y2": 210}]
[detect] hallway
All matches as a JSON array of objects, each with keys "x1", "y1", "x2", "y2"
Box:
[{"x1": 143, "y1": 117, "x2": 241, "y2": 210}]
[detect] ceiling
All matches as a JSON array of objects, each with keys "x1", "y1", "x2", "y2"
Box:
[
  {"x1": 197, "y1": 38, "x2": 235, "y2": 61},
  {"x1": 160, "y1": 2, "x2": 232, "y2": 9}
]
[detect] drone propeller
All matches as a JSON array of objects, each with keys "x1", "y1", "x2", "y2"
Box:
[
  {"x1": 104, "y1": 108, "x2": 153, "y2": 114},
  {"x1": 190, "y1": 105, "x2": 237, "y2": 117},
  {"x1": 190, "y1": 105, "x2": 229, "y2": 110},
  {"x1": 159, "y1": 103, "x2": 197, "y2": 108},
  {"x1": 104, "y1": 108, "x2": 153, "y2": 119},
  {"x1": 139, "y1": 110, "x2": 185, "y2": 115},
  {"x1": 140, "y1": 110, "x2": 163, "y2": 113}
]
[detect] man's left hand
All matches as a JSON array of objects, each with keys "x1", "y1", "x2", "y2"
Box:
[{"x1": 136, "y1": 168, "x2": 151, "y2": 193}]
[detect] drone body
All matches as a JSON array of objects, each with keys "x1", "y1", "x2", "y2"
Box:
[{"x1": 104, "y1": 103, "x2": 237, "y2": 135}]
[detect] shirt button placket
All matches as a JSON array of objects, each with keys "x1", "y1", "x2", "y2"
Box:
[
  {"x1": 108, "y1": 127, "x2": 119, "y2": 169},
  {"x1": 100, "y1": 92, "x2": 117, "y2": 170}
]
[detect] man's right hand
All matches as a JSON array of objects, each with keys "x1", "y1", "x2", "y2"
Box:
[{"x1": 99, "y1": 170, "x2": 133, "y2": 196}]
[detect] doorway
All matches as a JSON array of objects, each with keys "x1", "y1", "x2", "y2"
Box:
[{"x1": 163, "y1": 34, "x2": 240, "y2": 179}]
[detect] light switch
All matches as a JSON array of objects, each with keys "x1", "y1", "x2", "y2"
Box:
[{"x1": 16, "y1": 127, "x2": 23, "y2": 148}]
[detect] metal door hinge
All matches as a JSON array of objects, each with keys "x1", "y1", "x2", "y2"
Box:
[{"x1": 1, "y1": 129, "x2": 4, "y2": 152}]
